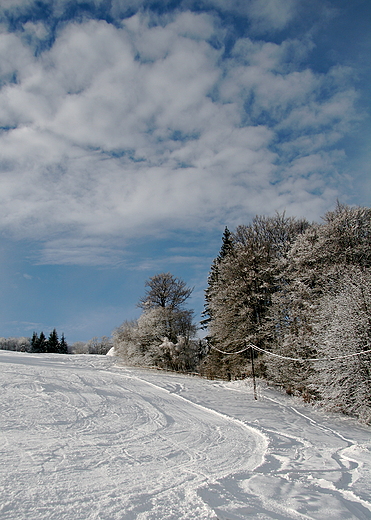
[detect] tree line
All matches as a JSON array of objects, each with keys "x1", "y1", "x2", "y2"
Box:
[
  {"x1": 199, "y1": 203, "x2": 371, "y2": 423},
  {"x1": 0, "y1": 329, "x2": 68, "y2": 354},
  {"x1": 30, "y1": 329, "x2": 68, "y2": 354},
  {"x1": 113, "y1": 202, "x2": 371, "y2": 423},
  {"x1": 0, "y1": 333, "x2": 113, "y2": 356}
]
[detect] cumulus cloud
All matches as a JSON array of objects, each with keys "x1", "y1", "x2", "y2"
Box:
[{"x1": 0, "y1": 9, "x2": 361, "y2": 264}]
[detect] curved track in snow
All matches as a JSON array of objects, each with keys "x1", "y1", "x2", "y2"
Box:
[
  {"x1": 0, "y1": 352, "x2": 265, "y2": 519},
  {"x1": 1, "y1": 351, "x2": 370, "y2": 519}
]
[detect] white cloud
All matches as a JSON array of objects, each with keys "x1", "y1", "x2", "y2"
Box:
[
  {"x1": 246, "y1": 0, "x2": 298, "y2": 33},
  {"x1": 40, "y1": 238, "x2": 127, "y2": 266},
  {"x1": 196, "y1": 0, "x2": 298, "y2": 32},
  {"x1": 23, "y1": 21, "x2": 48, "y2": 39},
  {"x1": 0, "y1": 0, "x2": 299, "y2": 36},
  {"x1": 0, "y1": 11, "x2": 361, "y2": 264}
]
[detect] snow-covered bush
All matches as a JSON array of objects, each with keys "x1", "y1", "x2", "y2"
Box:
[
  {"x1": 69, "y1": 341, "x2": 88, "y2": 354},
  {"x1": 86, "y1": 336, "x2": 113, "y2": 355},
  {"x1": 113, "y1": 308, "x2": 199, "y2": 371},
  {"x1": 0, "y1": 337, "x2": 31, "y2": 352}
]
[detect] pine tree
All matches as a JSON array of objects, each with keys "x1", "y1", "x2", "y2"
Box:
[
  {"x1": 201, "y1": 227, "x2": 234, "y2": 330},
  {"x1": 38, "y1": 332, "x2": 47, "y2": 353},
  {"x1": 30, "y1": 332, "x2": 39, "y2": 353},
  {"x1": 47, "y1": 329, "x2": 59, "y2": 353},
  {"x1": 59, "y1": 333, "x2": 68, "y2": 354}
]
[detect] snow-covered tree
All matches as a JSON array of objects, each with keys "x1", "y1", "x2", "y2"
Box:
[
  {"x1": 267, "y1": 203, "x2": 371, "y2": 400},
  {"x1": 69, "y1": 341, "x2": 88, "y2": 354},
  {"x1": 310, "y1": 267, "x2": 371, "y2": 422},
  {"x1": 138, "y1": 272, "x2": 193, "y2": 312},
  {"x1": 113, "y1": 273, "x2": 198, "y2": 371},
  {"x1": 113, "y1": 320, "x2": 146, "y2": 365},
  {"x1": 203, "y1": 213, "x2": 308, "y2": 379},
  {"x1": 86, "y1": 336, "x2": 112, "y2": 355},
  {"x1": 201, "y1": 227, "x2": 234, "y2": 330},
  {"x1": 0, "y1": 337, "x2": 31, "y2": 352}
]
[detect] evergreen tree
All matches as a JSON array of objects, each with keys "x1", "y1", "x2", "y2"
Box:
[
  {"x1": 30, "y1": 332, "x2": 39, "y2": 353},
  {"x1": 30, "y1": 330, "x2": 68, "y2": 354},
  {"x1": 202, "y1": 213, "x2": 308, "y2": 379},
  {"x1": 201, "y1": 227, "x2": 234, "y2": 330},
  {"x1": 59, "y1": 333, "x2": 68, "y2": 354},
  {"x1": 38, "y1": 332, "x2": 47, "y2": 353},
  {"x1": 47, "y1": 328, "x2": 59, "y2": 353}
]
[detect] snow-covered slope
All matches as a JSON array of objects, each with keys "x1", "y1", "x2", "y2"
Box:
[{"x1": 0, "y1": 351, "x2": 370, "y2": 519}]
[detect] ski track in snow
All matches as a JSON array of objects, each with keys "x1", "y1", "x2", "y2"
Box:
[{"x1": 0, "y1": 351, "x2": 370, "y2": 519}]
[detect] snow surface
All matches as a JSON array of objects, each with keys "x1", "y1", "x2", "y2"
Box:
[{"x1": 1, "y1": 351, "x2": 370, "y2": 520}]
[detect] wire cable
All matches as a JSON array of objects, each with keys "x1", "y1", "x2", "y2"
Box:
[
  {"x1": 251, "y1": 344, "x2": 371, "y2": 362},
  {"x1": 210, "y1": 345, "x2": 251, "y2": 355},
  {"x1": 210, "y1": 343, "x2": 371, "y2": 362}
]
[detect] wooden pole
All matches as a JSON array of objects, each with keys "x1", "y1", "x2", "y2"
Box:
[{"x1": 250, "y1": 345, "x2": 258, "y2": 400}]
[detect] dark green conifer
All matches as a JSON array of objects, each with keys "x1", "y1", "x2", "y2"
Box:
[
  {"x1": 30, "y1": 331, "x2": 39, "y2": 353},
  {"x1": 59, "y1": 333, "x2": 68, "y2": 354},
  {"x1": 201, "y1": 227, "x2": 234, "y2": 329},
  {"x1": 38, "y1": 332, "x2": 47, "y2": 353},
  {"x1": 47, "y1": 328, "x2": 59, "y2": 353}
]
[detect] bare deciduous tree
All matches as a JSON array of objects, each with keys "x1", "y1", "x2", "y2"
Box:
[{"x1": 138, "y1": 272, "x2": 193, "y2": 311}]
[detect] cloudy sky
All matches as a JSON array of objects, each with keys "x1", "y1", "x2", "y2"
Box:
[{"x1": 0, "y1": 0, "x2": 370, "y2": 343}]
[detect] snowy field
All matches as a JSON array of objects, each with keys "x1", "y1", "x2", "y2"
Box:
[{"x1": 0, "y1": 351, "x2": 370, "y2": 520}]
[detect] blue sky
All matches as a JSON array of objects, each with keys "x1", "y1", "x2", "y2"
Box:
[{"x1": 0, "y1": 0, "x2": 370, "y2": 343}]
